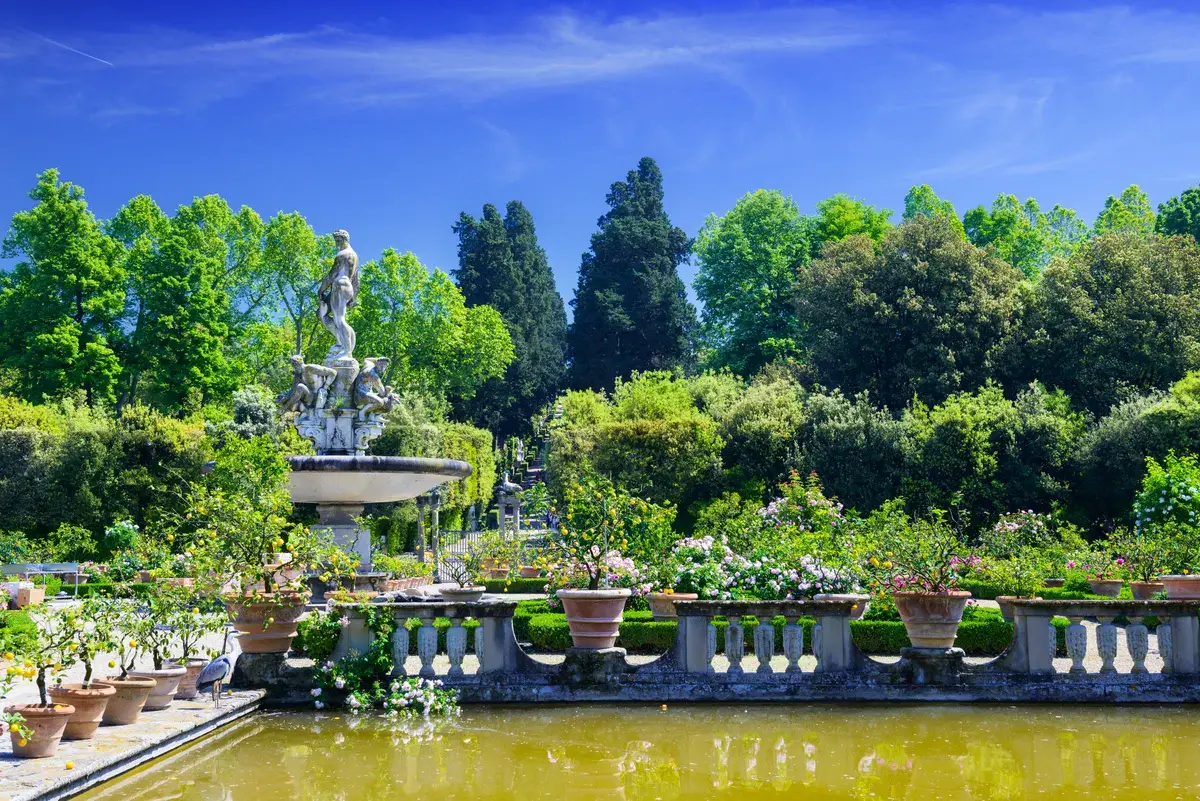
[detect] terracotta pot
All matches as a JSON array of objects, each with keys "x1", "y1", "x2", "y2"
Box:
[
  {"x1": 174, "y1": 658, "x2": 211, "y2": 700},
  {"x1": 1159, "y1": 575, "x2": 1200, "y2": 600},
  {"x1": 519, "y1": 566, "x2": 541, "y2": 579},
  {"x1": 129, "y1": 664, "x2": 188, "y2": 710},
  {"x1": 100, "y1": 675, "x2": 157, "y2": 725},
  {"x1": 558, "y1": 588, "x2": 631, "y2": 649},
  {"x1": 1043, "y1": 578, "x2": 1066, "y2": 588},
  {"x1": 226, "y1": 592, "x2": 309, "y2": 654},
  {"x1": 1088, "y1": 579, "x2": 1123, "y2": 598},
  {"x1": 488, "y1": 568, "x2": 509, "y2": 580},
  {"x1": 380, "y1": 579, "x2": 401, "y2": 592},
  {"x1": 47, "y1": 682, "x2": 116, "y2": 740},
  {"x1": 813, "y1": 593, "x2": 871, "y2": 620},
  {"x1": 440, "y1": 586, "x2": 486, "y2": 603},
  {"x1": 892, "y1": 591, "x2": 972, "y2": 649},
  {"x1": 995, "y1": 595, "x2": 1041, "y2": 623},
  {"x1": 646, "y1": 592, "x2": 698, "y2": 621},
  {"x1": 1130, "y1": 581, "x2": 1166, "y2": 600},
  {"x1": 164, "y1": 577, "x2": 195, "y2": 588},
  {"x1": 4, "y1": 703, "x2": 74, "y2": 758}
]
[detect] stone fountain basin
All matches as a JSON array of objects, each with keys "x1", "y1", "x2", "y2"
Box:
[{"x1": 287, "y1": 456, "x2": 472, "y2": 504}]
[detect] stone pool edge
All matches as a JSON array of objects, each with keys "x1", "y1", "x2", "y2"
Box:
[{"x1": 8, "y1": 691, "x2": 264, "y2": 801}]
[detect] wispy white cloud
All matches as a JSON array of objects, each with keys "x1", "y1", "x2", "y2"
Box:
[{"x1": 0, "y1": 8, "x2": 885, "y2": 116}]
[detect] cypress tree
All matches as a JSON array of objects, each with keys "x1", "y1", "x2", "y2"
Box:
[
  {"x1": 453, "y1": 201, "x2": 567, "y2": 435},
  {"x1": 568, "y1": 157, "x2": 695, "y2": 390}
]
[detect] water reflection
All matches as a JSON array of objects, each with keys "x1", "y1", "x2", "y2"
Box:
[{"x1": 77, "y1": 705, "x2": 1200, "y2": 800}]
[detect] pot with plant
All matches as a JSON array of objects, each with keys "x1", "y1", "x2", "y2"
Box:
[
  {"x1": 96, "y1": 599, "x2": 158, "y2": 725},
  {"x1": 129, "y1": 584, "x2": 189, "y2": 710},
  {"x1": 860, "y1": 503, "x2": 977, "y2": 650},
  {"x1": 475, "y1": 531, "x2": 521, "y2": 580},
  {"x1": 1070, "y1": 546, "x2": 1123, "y2": 597},
  {"x1": 1133, "y1": 454, "x2": 1200, "y2": 598},
  {"x1": 46, "y1": 600, "x2": 117, "y2": 740},
  {"x1": 182, "y1": 438, "x2": 349, "y2": 654},
  {"x1": 3, "y1": 605, "x2": 77, "y2": 758},
  {"x1": 373, "y1": 553, "x2": 434, "y2": 591},
  {"x1": 545, "y1": 476, "x2": 656, "y2": 649},
  {"x1": 1112, "y1": 527, "x2": 1170, "y2": 600},
  {"x1": 440, "y1": 547, "x2": 487, "y2": 603}
]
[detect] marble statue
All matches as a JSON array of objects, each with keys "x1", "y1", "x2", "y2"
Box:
[
  {"x1": 318, "y1": 229, "x2": 359, "y2": 361},
  {"x1": 276, "y1": 228, "x2": 402, "y2": 456}
]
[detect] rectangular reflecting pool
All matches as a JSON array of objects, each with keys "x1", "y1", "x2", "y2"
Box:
[{"x1": 77, "y1": 705, "x2": 1200, "y2": 800}]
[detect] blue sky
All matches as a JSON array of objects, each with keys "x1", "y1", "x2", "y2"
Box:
[{"x1": 3, "y1": 1, "x2": 1200, "y2": 314}]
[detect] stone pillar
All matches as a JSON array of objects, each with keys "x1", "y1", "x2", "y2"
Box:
[
  {"x1": 813, "y1": 613, "x2": 854, "y2": 672},
  {"x1": 1127, "y1": 617, "x2": 1149, "y2": 674},
  {"x1": 1096, "y1": 617, "x2": 1118, "y2": 674},
  {"x1": 415, "y1": 496, "x2": 428, "y2": 563},
  {"x1": 1167, "y1": 614, "x2": 1199, "y2": 673},
  {"x1": 391, "y1": 622, "x2": 410, "y2": 676},
  {"x1": 477, "y1": 615, "x2": 520, "y2": 674},
  {"x1": 753, "y1": 621, "x2": 775, "y2": 674},
  {"x1": 1158, "y1": 622, "x2": 1173, "y2": 674},
  {"x1": 726, "y1": 616, "x2": 745, "y2": 675},
  {"x1": 681, "y1": 615, "x2": 711, "y2": 673},
  {"x1": 417, "y1": 617, "x2": 438, "y2": 678},
  {"x1": 333, "y1": 612, "x2": 370, "y2": 662},
  {"x1": 783, "y1": 617, "x2": 803, "y2": 673},
  {"x1": 316, "y1": 502, "x2": 369, "y2": 570}
]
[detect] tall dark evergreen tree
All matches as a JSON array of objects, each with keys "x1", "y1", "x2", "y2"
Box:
[
  {"x1": 453, "y1": 201, "x2": 567, "y2": 436},
  {"x1": 568, "y1": 157, "x2": 696, "y2": 390}
]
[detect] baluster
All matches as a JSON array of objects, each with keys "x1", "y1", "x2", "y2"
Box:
[
  {"x1": 1096, "y1": 617, "x2": 1118, "y2": 674},
  {"x1": 417, "y1": 616, "x2": 438, "y2": 678},
  {"x1": 812, "y1": 623, "x2": 823, "y2": 670},
  {"x1": 726, "y1": 616, "x2": 745, "y2": 675},
  {"x1": 473, "y1": 621, "x2": 484, "y2": 664},
  {"x1": 754, "y1": 620, "x2": 775, "y2": 674},
  {"x1": 706, "y1": 620, "x2": 717, "y2": 674},
  {"x1": 783, "y1": 616, "x2": 804, "y2": 674},
  {"x1": 447, "y1": 616, "x2": 467, "y2": 677},
  {"x1": 1158, "y1": 623, "x2": 1173, "y2": 674},
  {"x1": 1066, "y1": 617, "x2": 1088, "y2": 674},
  {"x1": 391, "y1": 621, "x2": 411, "y2": 675},
  {"x1": 1127, "y1": 616, "x2": 1149, "y2": 674}
]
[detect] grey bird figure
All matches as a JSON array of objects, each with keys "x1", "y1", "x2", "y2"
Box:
[{"x1": 196, "y1": 655, "x2": 232, "y2": 705}]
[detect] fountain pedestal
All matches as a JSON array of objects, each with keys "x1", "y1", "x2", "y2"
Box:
[{"x1": 316, "y1": 502, "x2": 369, "y2": 569}]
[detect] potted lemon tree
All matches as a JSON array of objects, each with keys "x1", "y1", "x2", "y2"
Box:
[
  {"x1": 3, "y1": 605, "x2": 77, "y2": 758},
  {"x1": 46, "y1": 600, "x2": 117, "y2": 740},
  {"x1": 859, "y1": 502, "x2": 978, "y2": 650}
]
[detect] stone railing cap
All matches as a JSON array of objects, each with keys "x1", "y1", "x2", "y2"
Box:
[
  {"x1": 1009, "y1": 599, "x2": 1200, "y2": 615},
  {"x1": 672, "y1": 599, "x2": 858, "y2": 617},
  {"x1": 334, "y1": 600, "x2": 518, "y2": 618}
]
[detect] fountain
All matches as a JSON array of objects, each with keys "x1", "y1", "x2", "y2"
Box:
[{"x1": 279, "y1": 229, "x2": 471, "y2": 570}]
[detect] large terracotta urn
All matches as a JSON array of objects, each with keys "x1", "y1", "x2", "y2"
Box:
[
  {"x1": 226, "y1": 591, "x2": 309, "y2": 654},
  {"x1": 892, "y1": 591, "x2": 972, "y2": 649},
  {"x1": 47, "y1": 682, "x2": 116, "y2": 740},
  {"x1": 101, "y1": 675, "x2": 157, "y2": 725},
  {"x1": 647, "y1": 592, "x2": 698, "y2": 622},
  {"x1": 557, "y1": 588, "x2": 630, "y2": 649},
  {"x1": 1160, "y1": 575, "x2": 1200, "y2": 600},
  {"x1": 4, "y1": 704, "x2": 74, "y2": 758},
  {"x1": 130, "y1": 664, "x2": 188, "y2": 710}
]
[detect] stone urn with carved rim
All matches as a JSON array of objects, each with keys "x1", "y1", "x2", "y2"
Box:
[
  {"x1": 892, "y1": 591, "x2": 972, "y2": 649},
  {"x1": 1088, "y1": 579, "x2": 1123, "y2": 598},
  {"x1": 226, "y1": 591, "x2": 309, "y2": 654},
  {"x1": 557, "y1": 588, "x2": 631, "y2": 649}
]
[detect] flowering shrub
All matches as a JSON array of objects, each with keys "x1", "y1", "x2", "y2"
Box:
[
  {"x1": 669, "y1": 536, "x2": 736, "y2": 598},
  {"x1": 979, "y1": 511, "x2": 1053, "y2": 558},
  {"x1": 727, "y1": 553, "x2": 858, "y2": 600},
  {"x1": 757, "y1": 472, "x2": 847, "y2": 536},
  {"x1": 1066, "y1": 546, "x2": 1120, "y2": 580},
  {"x1": 1135, "y1": 453, "x2": 1200, "y2": 534},
  {"x1": 313, "y1": 668, "x2": 459, "y2": 718},
  {"x1": 546, "y1": 550, "x2": 651, "y2": 607}
]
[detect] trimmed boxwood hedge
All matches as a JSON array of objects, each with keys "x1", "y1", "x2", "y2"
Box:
[
  {"x1": 0, "y1": 609, "x2": 35, "y2": 654},
  {"x1": 69, "y1": 581, "x2": 160, "y2": 598}
]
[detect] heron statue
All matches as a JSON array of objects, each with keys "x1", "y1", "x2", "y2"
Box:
[{"x1": 196, "y1": 628, "x2": 234, "y2": 705}]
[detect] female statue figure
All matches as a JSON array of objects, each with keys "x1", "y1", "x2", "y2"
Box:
[{"x1": 318, "y1": 229, "x2": 359, "y2": 360}]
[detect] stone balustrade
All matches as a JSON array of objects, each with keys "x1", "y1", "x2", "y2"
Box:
[
  {"x1": 238, "y1": 597, "x2": 1200, "y2": 703},
  {"x1": 1001, "y1": 599, "x2": 1200, "y2": 675}
]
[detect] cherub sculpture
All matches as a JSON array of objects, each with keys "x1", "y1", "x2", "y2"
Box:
[
  {"x1": 277, "y1": 355, "x2": 337, "y2": 413},
  {"x1": 353, "y1": 357, "x2": 399, "y2": 416}
]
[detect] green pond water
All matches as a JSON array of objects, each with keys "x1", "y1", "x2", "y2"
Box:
[{"x1": 78, "y1": 705, "x2": 1200, "y2": 800}]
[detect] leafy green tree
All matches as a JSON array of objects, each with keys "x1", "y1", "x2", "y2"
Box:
[
  {"x1": 1093, "y1": 184, "x2": 1155, "y2": 237},
  {"x1": 902, "y1": 184, "x2": 966, "y2": 239},
  {"x1": 797, "y1": 215, "x2": 1024, "y2": 411},
  {"x1": 1023, "y1": 233, "x2": 1200, "y2": 414},
  {"x1": 352, "y1": 248, "x2": 513, "y2": 400},
  {"x1": 719, "y1": 374, "x2": 807, "y2": 488},
  {"x1": 569, "y1": 157, "x2": 696, "y2": 390},
  {"x1": 811, "y1": 193, "x2": 892, "y2": 255},
  {"x1": 1156, "y1": 185, "x2": 1200, "y2": 244},
  {"x1": 902, "y1": 382, "x2": 1085, "y2": 528},
  {"x1": 693, "y1": 190, "x2": 810, "y2": 374},
  {"x1": 453, "y1": 201, "x2": 567, "y2": 435},
  {"x1": 963, "y1": 195, "x2": 1089, "y2": 278},
  {"x1": 0, "y1": 170, "x2": 126, "y2": 405},
  {"x1": 263, "y1": 211, "x2": 331, "y2": 356},
  {"x1": 170, "y1": 196, "x2": 267, "y2": 328}
]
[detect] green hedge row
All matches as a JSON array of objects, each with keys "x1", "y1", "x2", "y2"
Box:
[
  {"x1": 0, "y1": 610, "x2": 35, "y2": 654},
  {"x1": 70, "y1": 582, "x2": 160, "y2": 598}
]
